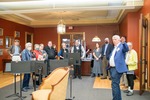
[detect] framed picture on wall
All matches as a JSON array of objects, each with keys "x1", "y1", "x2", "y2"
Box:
[
  {"x1": 14, "y1": 31, "x2": 20, "y2": 38},
  {"x1": 0, "y1": 38, "x2": 3, "y2": 45},
  {"x1": 0, "y1": 49, "x2": 3, "y2": 56},
  {"x1": 0, "y1": 28, "x2": 3, "y2": 36}
]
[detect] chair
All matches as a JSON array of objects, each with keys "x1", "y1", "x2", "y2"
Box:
[{"x1": 32, "y1": 67, "x2": 70, "y2": 100}]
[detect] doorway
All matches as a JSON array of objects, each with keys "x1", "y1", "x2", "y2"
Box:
[
  {"x1": 139, "y1": 14, "x2": 150, "y2": 95},
  {"x1": 58, "y1": 32, "x2": 85, "y2": 52}
]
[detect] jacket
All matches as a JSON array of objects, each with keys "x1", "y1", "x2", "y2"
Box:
[
  {"x1": 126, "y1": 49, "x2": 138, "y2": 71},
  {"x1": 109, "y1": 42, "x2": 129, "y2": 73},
  {"x1": 21, "y1": 49, "x2": 32, "y2": 61},
  {"x1": 9, "y1": 45, "x2": 21, "y2": 55},
  {"x1": 101, "y1": 43, "x2": 113, "y2": 60}
]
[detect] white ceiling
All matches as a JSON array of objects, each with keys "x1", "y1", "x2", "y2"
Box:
[{"x1": 0, "y1": 0, "x2": 144, "y2": 27}]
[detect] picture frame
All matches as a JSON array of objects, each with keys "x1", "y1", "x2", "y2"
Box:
[
  {"x1": 5, "y1": 36, "x2": 14, "y2": 48},
  {"x1": 0, "y1": 28, "x2": 3, "y2": 36},
  {"x1": 0, "y1": 49, "x2": 3, "y2": 56},
  {"x1": 0, "y1": 38, "x2": 3, "y2": 45},
  {"x1": 14, "y1": 31, "x2": 20, "y2": 38}
]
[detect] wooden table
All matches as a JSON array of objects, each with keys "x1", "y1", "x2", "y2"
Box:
[
  {"x1": 2, "y1": 58, "x2": 11, "y2": 73},
  {"x1": 81, "y1": 59, "x2": 92, "y2": 76}
]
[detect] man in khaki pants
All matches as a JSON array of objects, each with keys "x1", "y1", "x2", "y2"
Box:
[{"x1": 101, "y1": 38, "x2": 113, "y2": 79}]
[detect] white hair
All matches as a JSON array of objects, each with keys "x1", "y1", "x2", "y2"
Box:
[
  {"x1": 127, "y1": 42, "x2": 132, "y2": 46},
  {"x1": 25, "y1": 42, "x2": 32, "y2": 48},
  {"x1": 112, "y1": 35, "x2": 120, "y2": 40}
]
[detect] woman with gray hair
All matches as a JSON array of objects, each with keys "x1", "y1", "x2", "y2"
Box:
[
  {"x1": 21, "y1": 42, "x2": 33, "y2": 92},
  {"x1": 123, "y1": 42, "x2": 138, "y2": 96}
]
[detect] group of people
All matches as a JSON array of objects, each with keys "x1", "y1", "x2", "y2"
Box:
[
  {"x1": 8, "y1": 34, "x2": 138, "y2": 100},
  {"x1": 8, "y1": 39, "x2": 86, "y2": 92},
  {"x1": 90, "y1": 35, "x2": 138, "y2": 99},
  {"x1": 91, "y1": 38, "x2": 113, "y2": 80}
]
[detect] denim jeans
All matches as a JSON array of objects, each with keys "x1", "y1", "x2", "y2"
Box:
[
  {"x1": 110, "y1": 68, "x2": 123, "y2": 100},
  {"x1": 23, "y1": 73, "x2": 31, "y2": 88}
]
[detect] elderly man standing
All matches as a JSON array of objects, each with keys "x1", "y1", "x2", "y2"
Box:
[
  {"x1": 109, "y1": 35, "x2": 129, "y2": 100},
  {"x1": 101, "y1": 38, "x2": 113, "y2": 79},
  {"x1": 22, "y1": 42, "x2": 33, "y2": 92},
  {"x1": 71, "y1": 40, "x2": 85, "y2": 79}
]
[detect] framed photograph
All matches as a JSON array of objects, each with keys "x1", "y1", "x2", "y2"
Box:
[
  {"x1": 0, "y1": 49, "x2": 3, "y2": 56},
  {"x1": 14, "y1": 31, "x2": 20, "y2": 38},
  {"x1": 0, "y1": 28, "x2": 3, "y2": 36},
  {"x1": 5, "y1": 36, "x2": 14, "y2": 48},
  {"x1": 0, "y1": 38, "x2": 3, "y2": 45}
]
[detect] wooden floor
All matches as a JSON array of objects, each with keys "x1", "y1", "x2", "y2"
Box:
[
  {"x1": 0, "y1": 73, "x2": 139, "y2": 90},
  {"x1": 93, "y1": 77, "x2": 140, "y2": 90},
  {"x1": 0, "y1": 73, "x2": 21, "y2": 88}
]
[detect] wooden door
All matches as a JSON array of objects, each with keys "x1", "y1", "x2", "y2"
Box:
[
  {"x1": 59, "y1": 32, "x2": 85, "y2": 52},
  {"x1": 145, "y1": 14, "x2": 150, "y2": 90},
  {"x1": 139, "y1": 14, "x2": 148, "y2": 95}
]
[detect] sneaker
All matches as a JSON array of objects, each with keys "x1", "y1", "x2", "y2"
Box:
[
  {"x1": 126, "y1": 92, "x2": 134, "y2": 96},
  {"x1": 26, "y1": 86, "x2": 33, "y2": 89},
  {"x1": 73, "y1": 76, "x2": 77, "y2": 79},
  {"x1": 78, "y1": 76, "x2": 82, "y2": 79},
  {"x1": 91, "y1": 74, "x2": 95, "y2": 78},
  {"x1": 22, "y1": 88, "x2": 28, "y2": 92},
  {"x1": 123, "y1": 90, "x2": 129, "y2": 93}
]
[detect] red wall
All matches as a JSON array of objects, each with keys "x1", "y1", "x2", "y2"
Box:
[
  {"x1": 33, "y1": 25, "x2": 119, "y2": 50},
  {"x1": 34, "y1": 27, "x2": 58, "y2": 47},
  {"x1": 119, "y1": 15, "x2": 128, "y2": 38},
  {"x1": 119, "y1": 0, "x2": 150, "y2": 76},
  {"x1": 140, "y1": 0, "x2": 150, "y2": 15},
  {"x1": 0, "y1": 18, "x2": 34, "y2": 71}
]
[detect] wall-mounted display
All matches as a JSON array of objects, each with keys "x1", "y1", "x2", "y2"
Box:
[
  {"x1": 0, "y1": 28, "x2": 3, "y2": 36},
  {"x1": 14, "y1": 31, "x2": 20, "y2": 38},
  {"x1": 0, "y1": 49, "x2": 3, "y2": 55},
  {"x1": 0, "y1": 38, "x2": 3, "y2": 45}
]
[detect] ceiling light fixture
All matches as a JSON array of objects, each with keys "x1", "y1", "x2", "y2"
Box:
[
  {"x1": 92, "y1": 36, "x2": 101, "y2": 42},
  {"x1": 57, "y1": 19, "x2": 66, "y2": 34}
]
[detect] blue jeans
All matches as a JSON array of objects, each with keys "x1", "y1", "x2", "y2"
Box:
[
  {"x1": 23, "y1": 73, "x2": 31, "y2": 88},
  {"x1": 110, "y1": 68, "x2": 123, "y2": 100}
]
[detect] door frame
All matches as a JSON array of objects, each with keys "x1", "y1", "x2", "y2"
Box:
[
  {"x1": 145, "y1": 13, "x2": 150, "y2": 91},
  {"x1": 25, "y1": 32, "x2": 33, "y2": 44},
  {"x1": 58, "y1": 32, "x2": 85, "y2": 52},
  {"x1": 139, "y1": 14, "x2": 149, "y2": 95}
]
